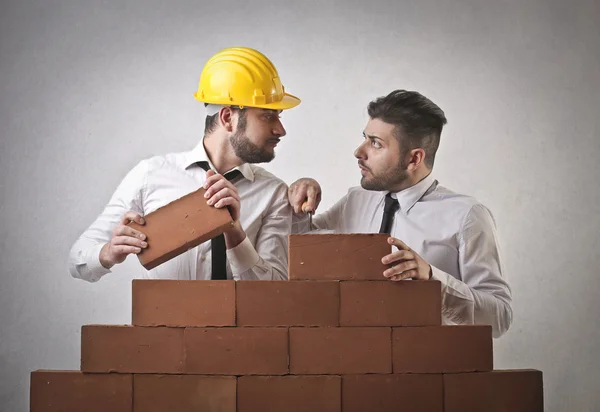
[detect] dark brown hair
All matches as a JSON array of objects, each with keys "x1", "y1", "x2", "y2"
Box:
[
  {"x1": 367, "y1": 90, "x2": 447, "y2": 167},
  {"x1": 204, "y1": 105, "x2": 247, "y2": 135}
]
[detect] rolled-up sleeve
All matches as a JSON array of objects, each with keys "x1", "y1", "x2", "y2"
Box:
[
  {"x1": 68, "y1": 160, "x2": 147, "y2": 282},
  {"x1": 431, "y1": 204, "x2": 512, "y2": 338},
  {"x1": 228, "y1": 184, "x2": 292, "y2": 281}
]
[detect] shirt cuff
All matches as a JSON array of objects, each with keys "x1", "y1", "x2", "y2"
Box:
[
  {"x1": 430, "y1": 264, "x2": 449, "y2": 287},
  {"x1": 226, "y1": 236, "x2": 260, "y2": 275},
  {"x1": 84, "y1": 243, "x2": 112, "y2": 282}
]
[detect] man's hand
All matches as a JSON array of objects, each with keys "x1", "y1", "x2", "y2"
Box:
[
  {"x1": 204, "y1": 169, "x2": 245, "y2": 248},
  {"x1": 204, "y1": 170, "x2": 241, "y2": 222},
  {"x1": 382, "y1": 237, "x2": 432, "y2": 281},
  {"x1": 288, "y1": 178, "x2": 322, "y2": 214},
  {"x1": 99, "y1": 211, "x2": 147, "y2": 269}
]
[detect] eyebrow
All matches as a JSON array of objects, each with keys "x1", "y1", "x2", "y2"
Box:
[
  {"x1": 261, "y1": 109, "x2": 281, "y2": 115},
  {"x1": 363, "y1": 131, "x2": 380, "y2": 140}
]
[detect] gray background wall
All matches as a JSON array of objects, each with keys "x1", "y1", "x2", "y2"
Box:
[{"x1": 1, "y1": 0, "x2": 599, "y2": 410}]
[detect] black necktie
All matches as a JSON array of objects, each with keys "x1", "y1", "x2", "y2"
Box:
[
  {"x1": 379, "y1": 193, "x2": 400, "y2": 234},
  {"x1": 197, "y1": 161, "x2": 242, "y2": 280}
]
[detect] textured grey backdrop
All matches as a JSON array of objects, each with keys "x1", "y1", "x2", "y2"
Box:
[{"x1": 1, "y1": 0, "x2": 599, "y2": 410}]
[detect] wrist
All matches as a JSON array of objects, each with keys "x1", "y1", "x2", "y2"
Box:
[
  {"x1": 223, "y1": 222, "x2": 246, "y2": 249},
  {"x1": 99, "y1": 244, "x2": 115, "y2": 269}
]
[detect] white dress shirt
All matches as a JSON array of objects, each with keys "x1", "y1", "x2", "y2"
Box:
[
  {"x1": 293, "y1": 173, "x2": 512, "y2": 338},
  {"x1": 69, "y1": 141, "x2": 292, "y2": 282}
]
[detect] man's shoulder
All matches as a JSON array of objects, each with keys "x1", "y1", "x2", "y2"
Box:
[
  {"x1": 345, "y1": 185, "x2": 381, "y2": 200},
  {"x1": 432, "y1": 184, "x2": 480, "y2": 207},
  {"x1": 248, "y1": 165, "x2": 289, "y2": 190},
  {"x1": 347, "y1": 185, "x2": 375, "y2": 195},
  {"x1": 430, "y1": 183, "x2": 495, "y2": 222},
  {"x1": 153, "y1": 149, "x2": 189, "y2": 167},
  {"x1": 133, "y1": 150, "x2": 188, "y2": 172}
]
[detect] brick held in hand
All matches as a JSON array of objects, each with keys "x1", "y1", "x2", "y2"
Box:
[
  {"x1": 444, "y1": 370, "x2": 544, "y2": 412},
  {"x1": 288, "y1": 233, "x2": 391, "y2": 280},
  {"x1": 132, "y1": 280, "x2": 235, "y2": 327},
  {"x1": 128, "y1": 187, "x2": 234, "y2": 270},
  {"x1": 30, "y1": 370, "x2": 132, "y2": 412}
]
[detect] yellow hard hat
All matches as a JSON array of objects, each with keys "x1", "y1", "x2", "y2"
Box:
[{"x1": 194, "y1": 47, "x2": 301, "y2": 111}]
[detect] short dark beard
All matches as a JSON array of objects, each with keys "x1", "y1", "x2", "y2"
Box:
[
  {"x1": 360, "y1": 158, "x2": 408, "y2": 191},
  {"x1": 229, "y1": 112, "x2": 275, "y2": 164}
]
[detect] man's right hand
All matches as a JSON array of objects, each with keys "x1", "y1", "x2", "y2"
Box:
[
  {"x1": 99, "y1": 211, "x2": 147, "y2": 269},
  {"x1": 288, "y1": 178, "x2": 322, "y2": 214}
]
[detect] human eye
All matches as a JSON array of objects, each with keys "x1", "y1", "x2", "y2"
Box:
[{"x1": 263, "y1": 112, "x2": 280, "y2": 121}]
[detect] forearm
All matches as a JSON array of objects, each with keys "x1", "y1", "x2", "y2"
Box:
[
  {"x1": 68, "y1": 160, "x2": 147, "y2": 282},
  {"x1": 226, "y1": 237, "x2": 287, "y2": 280},
  {"x1": 68, "y1": 235, "x2": 111, "y2": 282},
  {"x1": 431, "y1": 266, "x2": 512, "y2": 338}
]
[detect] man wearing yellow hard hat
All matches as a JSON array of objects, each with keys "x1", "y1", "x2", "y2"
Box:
[{"x1": 68, "y1": 47, "x2": 300, "y2": 282}]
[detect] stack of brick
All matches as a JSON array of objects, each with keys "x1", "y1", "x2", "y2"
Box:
[{"x1": 31, "y1": 233, "x2": 543, "y2": 411}]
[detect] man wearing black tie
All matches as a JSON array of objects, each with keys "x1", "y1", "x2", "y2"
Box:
[
  {"x1": 289, "y1": 90, "x2": 512, "y2": 338},
  {"x1": 69, "y1": 47, "x2": 300, "y2": 282}
]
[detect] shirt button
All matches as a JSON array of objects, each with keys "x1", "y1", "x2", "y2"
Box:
[{"x1": 201, "y1": 255, "x2": 206, "y2": 262}]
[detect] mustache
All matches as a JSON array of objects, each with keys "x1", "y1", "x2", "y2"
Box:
[{"x1": 358, "y1": 161, "x2": 370, "y2": 171}]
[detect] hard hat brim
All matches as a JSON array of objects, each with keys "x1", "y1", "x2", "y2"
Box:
[
  {"x1": 196, "y1": 92, "x2": 301, "y2": 111},
  {"x1": 258, "y1": 93, "x2": 301, "y2": 111}
]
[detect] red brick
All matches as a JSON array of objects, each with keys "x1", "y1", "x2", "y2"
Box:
[
  {"x1": 133, "y1": 374, "x2": 236, "y2": 412},
  {"x1": 393, "y1": 326, "x2": 492, "y2": 373},
  {"x1": 340, "y1": 280, "x2": 441, "y2": 326},
  {"x1": 288, "y1": 234, "x2": 391, "y2": 280},
  {"x1": 289, "y1": 327, "x2": 391, "y2": 374},
  {"x1": 236, "y1": 280, "x2": 339, "y2": 326},
  {"x1": 128, "y1": 187, "x2": 234, "y2": 270},
  {"x1": 238, "y1": 376, "x2": 341, "y2": 412},
  {"x1": 132, "y1": 280, "x2": 235, "y2": 327},
  {"x1": 30, "y1": 370, "x2": 132, "y2": 412},
  {"x1": 342, "y1": 374, "x2": 443, "y2": 412},
  {"x1": 81, "y1": 325, "x2": 184, "y2": 373},
  {"x1": 184, "y1": 327, "x2": 288, "y2": 374},
  {"x1": 444, "y1": 370, "x2": 544, "y2": 412}
]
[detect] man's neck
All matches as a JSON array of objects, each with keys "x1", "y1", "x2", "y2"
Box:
[
  {"x1": 202, "y1": 133, "x2": 243, "y2": 174},
  {"x1": 389, "y1": 168, "x2": 432, "y2": 193}
]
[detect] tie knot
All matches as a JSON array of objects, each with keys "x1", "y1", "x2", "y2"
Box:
[
  {"x1": 197, "y1": 161, "x2": 242, "y2": 182},
  {"x1": 224, "y1": 169, "x2": 242, "y2": 182},
  {"x1": 384, "y1": 193, "x2": 400, "y2": 214}
]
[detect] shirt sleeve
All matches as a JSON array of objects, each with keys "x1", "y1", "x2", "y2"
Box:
[
  {"x1": 430, "y1": 203, "x2": 513, "y2": 338},
  {"x1": 227, "y1": 183, "x2": 292, "y2": 281},
  {"x1": 68, "y1": 160, "x2": 147, "y2": 282}
]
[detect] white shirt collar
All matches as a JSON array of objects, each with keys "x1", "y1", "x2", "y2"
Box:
[
  {"x1": 183, "y1": 140, "x2": 255, "y2": 182},
  {"x1": 390, "y1": 172, "x2": 437, "y2": 213}
]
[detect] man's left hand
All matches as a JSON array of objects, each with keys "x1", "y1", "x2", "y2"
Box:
[
  {"x1": 204, "y1": 170, "x2": 246, "y2": 248},
  {"x1": 381, "y1": 237, "x2": 432, "y2": 281},
  {"x1": 204, "y1": 170, "x2": 241, "y2": 222}
]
